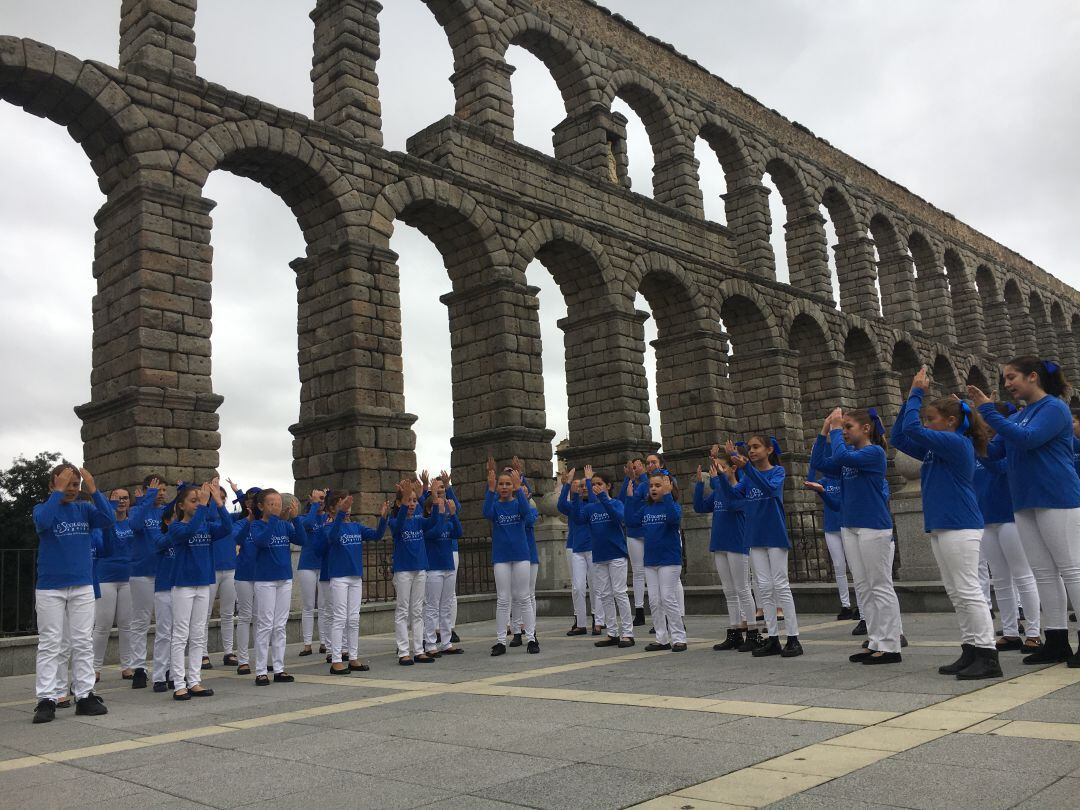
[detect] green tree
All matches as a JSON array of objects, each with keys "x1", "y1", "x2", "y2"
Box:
[{"x1": 0, "y1": 451, "x2": 62, "y2": 549}]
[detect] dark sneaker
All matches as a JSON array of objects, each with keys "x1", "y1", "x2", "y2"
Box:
[
  {"x1": 751, "y1": 636, "x2": 782, "y2": 657},
  {"x1": 527, "y1": 640, "x2": 540, "y2": 654},
  {"x1": 714, "y1": 628, "x2": 743, "y2": 651},
  {"x1": 273, "y1": 673, "x2": 295, "y2": 683},
  {"x1": 490, "y1": 643, "x2": 506, "y2": 657},
  {"x1": 566, "y1": 626, "x2": 586, "y2": 637},
  {"x1": 32, "y1": 699, "x2": 56, "y2": 724},
  {"x1": 398, "y1": 657, "x2": 414, "y2": 666},
  {"x1": 75, "y1": 692, "x2": 108, "y2": 716},
  {"x1": 671, "y1": 643, "x2": 688, "y2": 653},
  {"x1": 851, "y1": 620, "x2": 867, "y2": 636},
  {"x1": 618, "y1": 638, "x2": 636, "y2": 648},
  {"x1": 153, "y1": 682, "x2": 167, "y2": 693},
  {"x1": 595, "y1": 636, "x2": 619, "y2": 647},
  {"x1": 509, "y1": 633, "x2": 524, "y2": 647},
  {"x1": 131, "y1": 668, "x2": 148, "y2": 689},
  {"x1": 939, "y1": 644, "x2": 977, "y2": 674},
  {"x1": 450, "y1": 631, "x2": 460, "y2": 643},
  {"x1": 644, "y1": 642, "x2": 671, "y2": 652},
  {"x1": 837, "y1": 606, "x2": 855, "y2": 621},
  {"x1": 901, "y1": 634, "x2": 909, "y2": 648},
  {"x1": 780, "y1": 637, "x2": 803, "y2": 658},
  {"x1": 862, "y1": 652, "x2": 902, "y2": 665},
  {"x1": 737, "y1": 630, "x2": 761, "y2": 653},
  {"x1": 633, "y1": 607, "x2": 646, "y2": 627}
]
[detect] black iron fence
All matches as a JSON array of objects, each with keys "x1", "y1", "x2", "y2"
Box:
[
  {"x1": 786, "y1": 510, "x2": 902, "y2": 583},
  {"x1": 0, "y1": 548, "x2": 37, "y2": 636},
  {"x1": 359, "y1": 537, "x2": 494, "y2": 604}
]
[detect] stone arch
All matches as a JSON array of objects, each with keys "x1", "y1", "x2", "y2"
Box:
[
  {"x1": 631, "y1": 253, "x2": 713, "y2": 338},
  {"x1": 1029, "y1": 289, "x2": 1054, "y2": 361},
  {"x1": 908, "y1": 230, "x2": 954, "y2": 339},
  {"x1": 976, "y1": 264, "x2": 1011, "y2": 360},
  {"x1": 931, "y1": 353, "x2": 960, "y2": 396},
  {"x1": 869, "y1": 212, "x2": 915, "y2": 324},
  {"x1": 420, "y1": 0, "x2": 497, "y2": 69},
  {"x1": 714, "y1": 278, "x2": 783, "y2": 345},
  {"x1": 513, "y1": 218, "x2": 618, "y2": 304},
  {"x1": 717, "y1": 279, "x2": 784, "y2": 434},
  {"x1": 693, "y1": 112, "x2": 755, "y2": 189},
  {"x1": 760, "y1": 153, "x2": 830, "y2": 298},
  {"x1": 0, "y1": 37, "x2": 157, "y2": 194},
  {"x1": 843, "y1": 325, "x2": 884, "y2": 410},
  {"x1": 783, "y1": 299, "x2": 841, "y2": 361},
  {"x1": 944, "y1": 248, "x2": 982, "y2": 352},
  {"x1": 966, "y1": 365, "x2": 991, "y2": 392},
  {"x1": 1071, "y1": 313, "x2": 1080, "y2": 383},
  {"x1": 1050, "y1": 301, "x2": 1071, "y2": 372},
  {"x1": 822, "y1": 186, "x2": 874, "y2": 314},
  {"x1": 891, "y1": 339, "x2": 923, "y2": 402},
  {"x1": 1004, "y1": 278, "x2": 1036, "y2": 356},
  {"x1": 786, "y1": 307, "x2": 839, "y2": 447}
]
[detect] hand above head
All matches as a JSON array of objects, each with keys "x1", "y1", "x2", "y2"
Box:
[
  {"x1": 79, "y1": 467, "x2": 96, "y2": 494},
  {"x1": 447, "y1": 498, "x2": 457, "y2": 516},
  {"x1": 440, "y1": 469, "x2": 451, "y2": 486},
  {"x1": 966, "y1": 384, "x2": 991, "y2": 407},
  {"x1": 583, "y1": 464, "x2": 594, "y2": 479},
  {"x1": 827, "y1": 406, "x2": 844, "y2": 431},
  {"x1": 226, "y1": 477, "x2": 239, "y2": 492},
  {"x1": 379, "y1": 499, "x2": 389, "y2": 518},
  {"x1": 509, "y1": 469, "x2": 523, "y2": 491},
  {"x1": 730, "y1": 453, "x2": 747, "y2": 470},
  {"x1": 54, "y1": 466, "x2": 76, "y2": 492},
  {"x1": 209, "y1": 482, "x2": 224, "y2": 506},
  {"x1": 310, "y1": 489, "x2": 325, "y2": 504},
  {"x1": 486, "y1": 455, "x2": 496, "y2": 475},
  {"x1": 709, "y1": 443, "x2": 720, "y2": 460},
  {"x1": 197, "y1": 482, "x2": 212, "y2": 506},
  {"x1": 724, "y1": 439, "x2": 737, "y2": 458},
  {"x1": 339, "y1": 494, "x2": 354, "y2": 514},
  {"x1": 697, "y1": 464, "x2": 705, "y2": 483},
  {"x1": 511, "y1": 456, "x2": 524, "y2": 474},
  {"x1": 562, "y1": 467, "x2": 576, "y2": 485},
  {"x1": 911, "y1": 365, "x2": 931, "y2": 395}
]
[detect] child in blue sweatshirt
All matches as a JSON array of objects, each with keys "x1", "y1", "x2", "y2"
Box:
[
  {"x1": 560, "y1": 474, "x2": 600, "y2": 636},
  {"x1": 620, "y1": 458, "x2": 650, "y2": 627},
  {"x1": 573, "y1": 466, "x2": 634, "y2": 647},
  {"x1": 127, "y1": 476, "x2": 168, "y2": 688},
  {"x1": 392, "y1": 480, "x2": 435, "y2": 665},
  {"x1": 970, "y1": 356, "x2": 1080, "y2": 666},
  {"x1": 323, "y1": 491, "x2": 388, "y2": 672},
  {"x1": 803, "y1": 469, "x2": 857, "y2": 623},
  {"x1": 695, "y1": 453, "x2": 757, "y2": 652},
  {"x1": 293, "y1": 488, "x2": 328, "y2": 659},
  {"x1": 484, "y1": 458, "x2": 539, "y2": 656},
  {"x1": 625, "y1": 470, "x2": 686, "y2": 652},
  {"x1": 718, "y1": 437, "x2": 802, "y2": 658},
  {"x1": 92, "y1": 487, "x2": 137, "y2": 684},
  {"x1": 894, "y1": 366, "x2": 1001, "y2": 680},
  {"x1": 231, "y1": 487, "x2": 260, "y2": 675},
  {"x1": 250, "y1": 489, "x2": 304, "y2": 684},
  {"x1": 32, "y1": 463, "x2": 114, "y2": 723},
  {"x1": 165, "y1": 482, "x2": 233, "y2": 699},
  {"x1": 422, "y1": 493, "x2": 464, "y2": 657}
]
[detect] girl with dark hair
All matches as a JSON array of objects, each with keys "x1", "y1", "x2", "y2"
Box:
[
  {"x1": 250, "y1": 489, "x2": 303, "y2": 685},
  {"x1": 969, "y1": 356, "x2": 1080, "y2": 665},
  {"x1": 895, "y1": 367, "x2": 1001, "y2": 679}
]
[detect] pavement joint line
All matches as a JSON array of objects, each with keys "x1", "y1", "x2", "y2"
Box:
[{"x1": 629, "y1": 662, "x2": 1080, "y2": 808}]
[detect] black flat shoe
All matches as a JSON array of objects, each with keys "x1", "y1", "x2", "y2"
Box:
[
  {"x1": 414, "y1": 655, "x2": 435, "y2": 664},
  {"x1": 633, "y1": 607, "x2": 646, "y2": 626},
  {"x1": 398, "y1": 656, "x2": 415, "y2": 666},
  {"x1": 837, "y1": 606, "x2": 854, "y2": 621},
  {"x1": 490, "y1": 643, "x2": 506, "y2": 657},
  {"x1": 153, "y1": 682, "x2": 167, "y2": 693},
  {"x1": 566, "y1": 626, "x2": 587, "y2": 637},
  {"x1": 996, "y1": 637, "x2": 1023, "y2": 652},
  {"x1": 173, "y1": 690, "x2": 191, "y2": 701},
  {"x1": 298, "y1": 648, "x2": 313, "y2": 657},
  {"x1": 131, "y1": 668, "x2": 148, "y2": 689},
  {"x1": 56, "y1": 697, "x2": 72, "y2": 708},
  {"x1": 200, "y1": 657, "x2": 213, "y2": 670},
  {"x1": 956, "y1": 648, "x2": 1003, "y2": 680},
  {"x1": 223, "y1": 654, "x2": 238, "y2": 667},
  {"x1": 849, "y1": 651, "x2": 875, "y2": 663},
  {"x1": 862, "y1": 652, "x2": 901, "y2": 665},
  {"x1": 644, "y1": 642, "x2": 671, "y2": 652},
  {"x1": 254, "y1": 675, "x2": 270, "y2": 686},
  {"x1": 32, "y1": 699, "x2": 56, "y2": 724},
  {"x1": 450, "y1": 631, "x2": 460, "y2": 643},
  {"x1": 319, "y1": 644, "x2": 326, "y2": 653},
  {"x1": 595, "y1": 636, "x2": 619, "y2": 647},
  {"x1": 852, "y1": 620, "x2": 867, "y2": 636},
  {"x1": 326, "y1": 654, "x2": 333, "y2": 663},
  {"x1": 901, "y1": 634, "x2": 909, "y2": 648},
  {"x1": 939, "y1": 644, "x2": 976, "y2": 675},
  {"x1": 273, "y1": 673, "x2": 295, "y2": 683},
  {"x1": 780, "y1": 637, "x2": 803, "y2": 658},
  {"x1": 618, "y1": 638, "x2": 635, "y2": 648},
  {"x1": 190, "y1": 687, "x2": 214, "y2": 697},
  {"x1": 648, "y1": 626, "x2": 656, "y2": 635},
  {"x1": 330, "y1": 665, "x2": 351, "y2": 675},
  {"x1": 527, "y1": 640, "x2": 540, "y2": 654},
  {"x1": 237, "y1": 664, "x2": 251, "y2": 675},
  {"x1": 442, "y1": 647, "x2": 464, "y2": 655},
  {"x1": 671, "y1": 643, "x2": 687, "y2": 653},
  {"x1": 350, "y1": 662, "x2": 371, "y2": 671}
]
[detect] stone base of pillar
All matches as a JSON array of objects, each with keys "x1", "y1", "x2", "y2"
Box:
[
  {"x1": 533, "y1": 515, "x2": 571, "y2": 592},
  {"x1": 892, "y1": 493, "x2": 938, "y2": 581},
  {"x1": 682, "y1": 512, "x2": 718, "y2": 586}
]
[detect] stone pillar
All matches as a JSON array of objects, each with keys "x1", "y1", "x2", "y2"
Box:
[
  {"x1": 891, "y1": 453, "x2": 937, "y2": 581},
  {"x1": 784, "y1": 211, "x2": 832, "y2": 301},
  {"x1": 876, "y1": 245, "x2": 922, "y2": 330},
  {"x1": 310, "y1": 0, "x2": 383, "y2": 144},
  {"x1": 77, "y1": 182, "x2": 221, "y2": 489},
  {"x1": 119, "y1": 0, "x2": 197, "y2": 77},
  {"x1": 558, "y1": 308, "x2": 655, "y2": 474},
  {"x1": 290, "y1": 243, "x2": 417, "y2": 515},
  {"x1": 982, "y1": 298, "x2": 1013, "y2": 363},
  {"x1": 722, "y1": 183, "x2": 775, "y2": 280},
  {"x1": 917, "y1": 262, "x2": 957, "y2": 343},
  {"x1": 450, "y1": 56, "x2": 515, "y2": 140},
  {"x1": 833, "y1": 235, "x2": 881, "y2": 320},
  {"x1": 553, "y1": 105, "x2": 627, "y2": 182},
  {"x1": 652, "y1": 147, "x2": 704, "y2": 217}
]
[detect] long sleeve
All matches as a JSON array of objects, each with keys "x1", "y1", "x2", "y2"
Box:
[
  {"x1": 169, "y1": 506, "x2": 210, "y2": 546},
  {"x1": 829, "y1": 430, "x2": 892, "y2": 468},
  {"x1": 741, "y1": 464, "x2": 785, "y2": 498},
  {"x1": 570, "y1": 495, "x2": 588, "y2": 527},
  {"x1": 326, "y1": 511, "x2": 346, "y2": 544},
  {"x1": 811, "y1": 434, "x2": 842, "y2": 475},
  {"x1": 250, "y1": 519, "x2": 273, "y2": 548},
  {"x1": 980, "y1": 399, "x2": 1069, "y2": 450},
  {"x1": 625, "y1": 495, "x2": 644, "y2": 529},
  {"x1": 888, "y1": 399, "x2": 928, "y2": 460},
  {"x1": 660, "y1": 493, "x2": 682, "y2": 525},
  {"x1": 425, "y1": 511, "x2": 447, "y2": 539},
  {"x1": 557, "y1": 484, "x2": 572, "y2": 517},
  {"x1": 210, "y1": 505, "x2": 233, "y2": 539},
  {"x1": 361, "y1": 517, "x2": 388, "y2": 541},
  {"x1": 692, "y1": 480, "x2": 711, "y2": 514},
  {"x1": 598, "y1": 491, "x2": 624, "y2": 522},
  {"x1": 33, "y1": 491, "x2": 65, "y2": 533},
  {"x1": 983, "y1": 435, "x2": 1007, "y2": 462},
  {"x1": 817, "y1": 487, "x2": 841, "y2": 513},
  {"x1": 88, "y1": 490, "x2": 117, "y2": 529},
  {"x1": 482, "y1": 490, "x2": 497, "y2": 522},
  {"x1": 896, "y1": 391, "x2": 970, "y2": 463}
]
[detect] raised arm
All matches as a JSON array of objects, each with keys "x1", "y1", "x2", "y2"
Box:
[{"x1": 979, "y1": 400, "x2": 1068, "y2": 450}]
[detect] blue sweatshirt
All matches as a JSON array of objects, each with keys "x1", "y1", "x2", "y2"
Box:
[
  {"x1": 572, "y1": 485, "x2": 628, "y2": 563},
  {"x1": 128, "y1": 489, "x2": 165, "y2": 578},
  {"x1": 33, "y1": 490, "x2": 115, "y2": 590},
  {"x1": 154, "y1": 526, "x2": 177, "y2": 593},
  {"x1": 625, "y1": 493, "x2": 682, "y2": 566},
  {"x1": 719, "y1": 464, "x2": 790, "y2": 550},
  {"x1": 979, "y1": 395, "x2": 1080, "y2": 511},
  {"x1": 419, "y1": 487, "x2": 463, "y2": 553},
  {"x1": 168, "y1": 504, "x2": 234, "y2": 588},
  {"x1": 323, "y1": 511, "x2": 387, "y2": 578},
  {"x1": 811, "y1": 433, "x2": 893, "y2": 531},
  {"x1": 424, "y1": 510, "x2": 462, "y2": 572},
  {"x1": 251, "y1": 516, "x2": 302, "y2": 581},
  {"x1": 813, "y1": 474, "x2": 842, "y2": 533},
  {"x1": 559, "y1": 485, "x2": 590, "y2": 553},
  {"x1": 693, "y1": 477, "x2": 747, "y2": 554},
  {"x1": 89, "y1": 528, "x2": 112, "y2": 599},
  {"x1": 526, "y1": 516, "x2": 539, "y2": 565},
  {"x1": 391, "y1": 507, "x2": 431, "y2": 572},
  {"x1": 1073, "y1": 436, "x2": 1080, "y2": 480},
  {"x1": 97, "y1": 517, "x2": 134, "y2": 584},
  {"x1": 973, "y1": 455, "x2": 1014, "y2": 525},
  {"x1": 619, "y1": 474, "x2": 649, "y2": 540},
  {"x1": 296, "y1": 504, "x2": 327, "y2": 570},
  {"x1": 893, "y1": 390, "x2": 983, "y2": 532},
  {"x1": 483, "y1": 489, "x2": 535, "y2": 563},
  {"x1": 233, "y1": 520, "x2": 256, "y2": 582}
]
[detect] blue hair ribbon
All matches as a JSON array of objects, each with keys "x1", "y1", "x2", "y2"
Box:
[
  {"x1": 1043, "y1": 359, "x2": 1060, "y2": 376},
  {"x1": 867, "y1": 407, "x2": 885, "y2": 437},
  {"x1": 769, "y1": 436, "x2": 783, "y2": 459},
  {"x1": 957, "y1": 400, "x2": 972, "y2": 433}
]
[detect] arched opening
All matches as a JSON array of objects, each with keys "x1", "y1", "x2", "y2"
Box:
[
  {"x1": 821, "y1": 187, "x2": 863, "y2": 312},
  {"x1": 761, "y1": 172, "x2": 789, "y2": 285},
  {"x1": 821, "y1": 206, "x2": 841, "y2": 307},
  {"x1": 932, "y1": 355, "x2": 959, "y2": 397},
  {"x1": 966, "y1": 366, "x2": 991, "y2": 393},
  {"x1": 976, "y1": 265, "x2": 1009, "y2": 359},
  {"x1": 867, "y1": 231, "x2": 885, "y2": 317},
  {"x1": 720, "y1": 294, "x2": 777, "y2": 435},
  {"x1": 1004, "y1": 279, "x2": 1035, "y2": 356},
  {"x1": 606, "y1": 77, "x2": 683, "y2": 202},
  {"x1": 695, "y1": 134, "x2": 729, "y2": 225},
  {"x1": 1029, "y1": 291, "x2": 1054, "y2": 361},
  {"x1": 788, "y1": 314, "x2": 834, "y2": 448},
  {"x1": 633, "y1": 292, "x2": 662, "y2": 447},
  {"x1": 1051, "y1": 302, "x2": 1071, "y2": 371},
  {"x1": 843, "y1": 328, "x2": 880, "y2": 408},
  {"x1": 611, "y1": 95, "x2": 656, "y2": 198},
  {"x1": 944, "y1": 249, "x2": 979, "y2": 351},
  {"x1": 761, "y1": 158, "x2": 825, "y2": 294},
  {"x1": 892, "y1": 341, "x2": 922, "y2": 403},
  {"x1": 505, "y1": 43, "x2": 565, "y2": 156},
  {"x1": 379, "y1": 2, "x2": 457, "y2": 150}
]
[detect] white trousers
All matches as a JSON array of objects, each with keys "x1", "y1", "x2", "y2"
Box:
[
  {"x1": 128, "y1": 575, "x2": 155, "y2": 669},
  {"x1": 170, "y1": 585, "x2": 209, "y2": 690},
  {"x1": 982, "y1": 522, "x2": 1040, "y2": 639},
  {"x1": 1014, "y1": 507, "x2": 1080, "y2": 630},
  {"x1": 512, "y1": 563, "x2": 539, "y2": 634},
  {"x1": 930, "y1": 529, "x2": 995, "y2": 648},
  {"x1": 424, "y1": 569, "x2": 456, "y2": 651},
  {"x1": 824, "y1": 532, "x2": 852, "y2": 608},
  {"x1": 317, "y1": 579, "x2": 334, "y2": 649},
  {"x1": 330, "y1": 576, "x2": 363, "y2": 661},
  {"x1": 592, "y1": 558, "x2": 633, "y2": 638},
  {"x1": 152, "y1": 591, "x2": 173, "y2": 683},
  {"x1": 394, "y1": 571, "x2": 426, "y2": 657},
  {"x1": 35, "y1": 586, "x2": 95, "y2": 702},
  {"x1": 978, "y1": 557, "x2": 992, "y2": 606},
  {"x1": 450, "y1": 551, "x2": 459, "y2": 629},
  {"x1": 627, "y1": 537, "x2": 646, "y2": 609},
  {"x1": 643, "y1": 565, "x2": 685, "y2": 645},
  {"x1": 841, "y1": 527, "x2": 902, "y2": 653},
  {"x1": 93, "y1": 581, "x2": 134, "y2": 670},
  {"x1": 570, "y1": 551, "x2": 598, "y2": 627},
  {"x1": 207, "y1": 569, "x2": 236, "y2": 655},
  {"x1": 749, "y1": 547, "x2": 799, "y2": 638},
  {"x1": 494, "y1": 561, "x2": 535, "y2": 644},
  {"x1": 297, "y1": 568, "x2": 320, "y2": 646},
  {"x1": 234, "y1": 579, "x2": 255, "y2": 666},
  {"x1": 713, "y1": 551, "x2": 756, "y2": 626},
  {"x1": 254, "y1": 580, "x2": 292, "y2": 676}
]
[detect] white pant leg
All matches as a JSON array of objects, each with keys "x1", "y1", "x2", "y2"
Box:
[
  {"x1": 994, "y1": 522, "x2": 1040, "y2": 638},
  {"x1": 643, "y1": 567, "x2": 667, "y2": 644},
  {"x1": 1015, "y1": 509, "x2": 1069, "y2": 628},
  {"x1": 317, "y1": 579, "x2": 333, "y2": 646},
  {"x1": 676, "y1": 577, "x2": 685, "y2": 618},
  {"x1": 978, "y1": 556, "x2": 992, "y2": 606},
  {"x1": 605, "y1": 558, "x2": 633, "y2": 637},
  {"x1": 424, "y1": 571, "x2": 445, "y2": 652},
  {"x1": 63, "y1": 586, "x2": 96, "y2": 700},
  {"x1": 215, "y1": 570, "x2": 236, "y2": 655},
  {"x1": 529, "y1": 562, "x2": 538, "y2": 633},
  {"x1": 982, "y1": 524, "x2": 1019, "y2": 637},
  {"x1": 271, "y1": 581, "x2": 291, "y2": 673},
  {"x1": 330, "y1": 577, "x2": 349, "y2": 661},
  {"x1": 858, "y1": 528, "x2": 902, "y2": 653},
  {"x1": 494, "y1": 562, "x2": 513, "y2": 644},
  {"x1": 930, "y1": 530, "x2": 994, "y2": 648},
  {"x1": 451, "y1": 551, "x2": 460, "y2": 629},
  {"x1": 410, "y1": 571, "x2": 426, "y2": 655},
  {"x1": 1033, "y1": 508, "x2": 1080, "y2": 629},
  {"x1": 234, "y1": 579, "x2": 254, "y2": 666},
  {"x1": 34, "y1": 589, "x2": 68, "y2": 701},
  {"x1": 438, "y1": 570, "x2": 455, "y2": 651},
  {"x1": 253, "y1": 581, "x2": 278, "y2": 676},
  {"x1": 207, "y1": 576, "x2": 218, "y2": 654},
  {"x1": 345, "y1": 577, "x2": 363, "y2": 659},
  {"x1": 114, "y1": 581, "x2": 133, "y2": 669},
  {"x1": 658, "y1": 565, "x2": 686, "y2": 644},
  {"x1": 152, "y1": 591, "x2": 173, "y2": 683},
  {"x1": 586, "y1": 553, "x2": 604, "y2": 626},
  {"x1": 170, "y1": 586, "x2": 209, "y2": 690},
  {"x1": 128, "y1": 575, "x2": 155, "y2": 669},
  {"x1": 570, "y1": 552, "x2": 590, "y2": 627},
  {"x1": 824, "y1": 532, "x2": 852, "y2": 608},
  {"x1": 393, "y1": 571, "x2": 411, "y2": 657},
  {"x1": 749, "y1": 548, "x2": 778, "y2": 637},
  {"x1": 52, "y1": 611, "x2": 71, "y2": 701},
  {"x1": 713, "y1": 552, "x2": 741, "y2": 627},
  {"x1": 298, "y1": 569, "x2": 318, "y2": 646},
  {"x1": 592, "y1": 560, "x2": 617, "y2": 638},
  {"x1": 726, "y1": 552, "x2": 756, "y2": 626},
  {"x1": 767, "y1": 547, "x2": 798, "y2": 636},
  {"x1": 188, "y1": 587, "x2": 209, "y2": 687},
  {"x1": 510, "y1": 561, "x2": 535, "y2": 642},
  {"x1": 627, "y1": 537, "x2": 646, "y2": 609},
  {"x1": 93, "y1": 582, "x2": 120, "y2": 671}
]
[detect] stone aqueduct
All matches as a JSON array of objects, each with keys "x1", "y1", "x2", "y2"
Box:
[{"x1": 2, "y1": 1, "x2": 1076, "y2": 547}]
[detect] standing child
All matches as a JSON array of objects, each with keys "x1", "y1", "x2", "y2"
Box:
[
  {"x1": 423, "y1": 492, "x2": 464, "y2": 657},
  {"x1": 93, "y1": 488, "x2": 136, "y2": 684},
  {"x1": 392, "y1": 480, "x2": 434, "y2": 665},
  {"x1": 294, "y1": 489, "x2": 327, "y2": 658},
  {"x1": 894, "y1": 367, "x2": 1001, "y2": 679},
  {"x1": 803, "y1": 469, "x2": 857, "y2": 622},
  {"x1": 718, "y1": 437, "x2": 802, "y2": 658},
  {"x1": 620, "y1": 458, "x2": 650, "y2": 626},
  {"x1": 250, "y1": 489, "x2": 302, "y2": 685},
  {"x1": 485, "y1": 458, "x2": 539, "y2": 656},
  {"x1": 127, "y1": 476, "x2": 168, "y2": 689},
  {"x1": 625, "y1": 470, "x2": 686, "y2": 653},
  {"x1": 559, "y1": 473, "x2": 592, "y2": 637}
]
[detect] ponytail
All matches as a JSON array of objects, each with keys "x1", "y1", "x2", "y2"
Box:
[
  {"x1": 1006, "y1": 355, "x2": 1071, "y2": 399},
  {"x1": 844, "y1": 409, "x2": 888, "y2": 450},
  {"x1": 928, "y1": 397, "x2": 989, "y2": 456}
]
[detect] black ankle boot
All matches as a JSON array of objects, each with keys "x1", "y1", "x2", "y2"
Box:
[
  {"x1": 714, "y1": 628, "x2": 743, "y2": 651},
  {"x1": 956, "y1": 647, "x2": 1004, "y2": 680},
  {"x1": 938, "y1": 644, "x2": 976, "y2": 674},
  {"x1": 737, "y1": 629, "x2": 761, "y2": 652},
  {"x1": 752, "y1": 636, "x2": 782, "y2": 657},
  {"x1": 633, "y1": 607, "x2": 646, "y2": 627},
  {"x1": 1024, "y1": 628, "x2": 1072, "y2": 664},
  {"x1": 1069, "y1": 632, "x2": 1080, "y2": 669}
]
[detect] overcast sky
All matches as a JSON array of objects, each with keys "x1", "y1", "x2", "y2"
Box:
[{"x1": 1, "y1": 1, "x2": 1077, "y2": 491}]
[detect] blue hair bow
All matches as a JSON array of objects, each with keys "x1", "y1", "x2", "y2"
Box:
[
  {"x1": 1043, "y1": 359, "x2": 1060, "y2": 376},
  {"x1": 769, "y1": 436, "x2": 783, "y2": 459},
  {"x1": 657, "y1": 467, "x2": 672, "y2": 477},
  {"x1": 957, "y1": 400, "x2": 972, "y2": 433},
  {"x1": 867, "y1": 407, "x2": 885, "y2": 437}
]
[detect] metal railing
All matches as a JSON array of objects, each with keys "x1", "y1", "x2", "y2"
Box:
[
  {"x1": 359, "y1": 537, "x2": 495, "y2": 604},
  {"x1": 785, "y1": 511, "x2": 902, "y2": 582},
  {"x1": 0, "y1": 548, "x2": 37, "y2": 636}
]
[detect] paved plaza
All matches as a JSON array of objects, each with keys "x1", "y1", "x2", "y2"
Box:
[{"x1": 0, "y1": 613, "x2": 1078, "y2": 809}]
